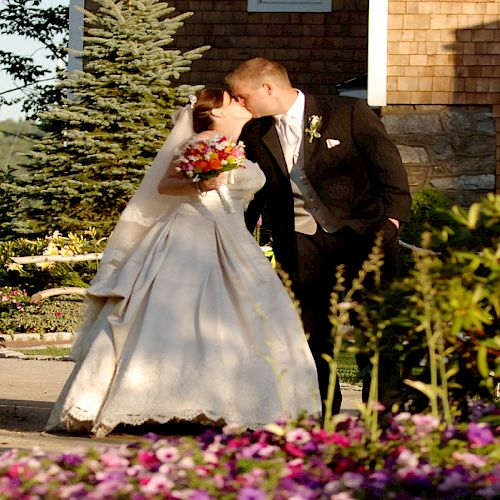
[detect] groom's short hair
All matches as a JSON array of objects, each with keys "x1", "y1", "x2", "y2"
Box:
[{"x1": 226, "y1": 58, "x2": 292, "y2": 89}]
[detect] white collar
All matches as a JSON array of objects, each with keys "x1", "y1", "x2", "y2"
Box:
[{"x1": 274, "y1": 89, "x2": 305, "y2": 125}]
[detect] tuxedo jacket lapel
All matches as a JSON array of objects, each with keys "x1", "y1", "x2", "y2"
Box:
[{"x1": 303, "y1": 95, "x2": 331, "y2": 167}]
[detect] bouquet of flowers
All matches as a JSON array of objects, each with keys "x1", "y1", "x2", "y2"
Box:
[{"x1": 175, "y1": 135, "x2": 246, "y2": 213}]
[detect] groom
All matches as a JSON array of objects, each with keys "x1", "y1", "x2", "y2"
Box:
[{"x1": 226, "y1": 58, "x2": 411, "y2": 414}]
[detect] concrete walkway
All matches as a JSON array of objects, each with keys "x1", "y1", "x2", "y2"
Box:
[{"x1": 0, "y1": 356, "x2": 362, "y2": 453}]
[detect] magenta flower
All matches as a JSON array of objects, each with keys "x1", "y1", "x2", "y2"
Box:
[
  {"x1": 467, "y1": 423, "x2": 495, "y2": 448},
  {"x1": 137, "y1": 450, "x2": 159, "y2": 468},
  {"x1": 283, "y1": 443, "x2": 306, "y2": 458},
  {"x1": 330, "y1": 432, "x2": 350, "y2": 447}
]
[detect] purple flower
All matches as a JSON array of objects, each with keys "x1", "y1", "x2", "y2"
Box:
[
  {"x1": 60, "y1": 453, "x2": 83, "y2": 467},
  {"x1": 467, "y1": 423, "x2": 495, "y2": 448},
  {"x1": 142, "y1": 432, "x2": 161, "y2": 442},
  {"x1": 237, "y1": 486, "x2": 267, "y2": 500},
  {"x1": 367, "y1": 471, "x2": 391, "y2": 491},
  {"x1": 437, "y1": 471, "x2": 468, "y2": 493}
]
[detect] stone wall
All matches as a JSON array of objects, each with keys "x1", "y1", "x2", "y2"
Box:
[{"x1": 381, "y1": 105, "x2": 496, "y2": 205}]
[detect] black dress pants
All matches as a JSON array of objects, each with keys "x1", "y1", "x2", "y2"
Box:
[{"x1": 294, "y1": 221, "x2": 400, "y2": 415}]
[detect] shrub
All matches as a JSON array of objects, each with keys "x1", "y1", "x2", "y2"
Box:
[
  {"x1": 0, "y1": 294, "x2": 83, "y2": 337},
  {"x1": 0, "y1": 229, "x2": 107, "y2": 295},
  {"x1": 349, "y1": 193, "x2": 499, "y2": 422}
]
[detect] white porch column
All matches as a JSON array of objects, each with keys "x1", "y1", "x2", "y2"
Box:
[
  {"x1": 367, "y1": 0, "x2": 388, "y2": 106},
  {"x1": 68, "y1": 0, "x2": 84, "y2": 74}
]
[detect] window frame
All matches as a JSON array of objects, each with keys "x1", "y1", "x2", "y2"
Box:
[{"x1": 247, "y1": 0, "x2": 332, "y2": 13}]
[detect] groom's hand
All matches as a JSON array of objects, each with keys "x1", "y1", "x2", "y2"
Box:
[{"x1": 388, "y1": 218, "x2": 400, "y2": 229}]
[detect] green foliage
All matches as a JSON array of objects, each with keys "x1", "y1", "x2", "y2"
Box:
[
  {"x1": 10, "y1": 0, "x2": 209, "y2": 238},
  {"x1": 353, "y1": 193, "x2": 499, "y2": 419},
  {"x1": 337, "y1": 350, "x2": 360, "y2": 384},
  {"x1": 0, "y1": 0, "x2": 68, "y2": 118},
  {"x1": 0, "y1": 228, "x2": 107, "y2": 294},
  {"x1": 400, "y1": 187, "x2": 455, "y2": 246}
]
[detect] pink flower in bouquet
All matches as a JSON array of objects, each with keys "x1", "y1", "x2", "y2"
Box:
[{"x1": 175, "y1": 135, "x2": 246, "y2": 182}]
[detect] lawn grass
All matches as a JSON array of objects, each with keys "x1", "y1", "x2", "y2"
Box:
[{"x1": 15, "y1": 346, "x2": 71, "y2": 357}]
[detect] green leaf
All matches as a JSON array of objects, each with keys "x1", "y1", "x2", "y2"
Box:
[
  {"x1": 477, "y1": 345, "x2": 489, "y2": 378},
  {"x1": 404, "y1": 379, "x2": 435, "y2": 399}
]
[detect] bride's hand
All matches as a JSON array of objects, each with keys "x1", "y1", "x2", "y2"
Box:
[{"x1": 198, "y1": 171, "x2": 229, "y2": 192}]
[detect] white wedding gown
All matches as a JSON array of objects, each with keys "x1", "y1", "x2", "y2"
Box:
[{"x1": 46, "y1": 159, "x2": 321, "y2": 436}]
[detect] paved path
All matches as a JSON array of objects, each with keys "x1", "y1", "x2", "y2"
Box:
[{"x1": 0, "y1": 357, "x2": 361, "y2": 453}]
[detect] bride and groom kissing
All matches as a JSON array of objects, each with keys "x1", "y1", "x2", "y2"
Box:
[{"x1": 46, "y1": 57, "x2": 411, "y2": 436}]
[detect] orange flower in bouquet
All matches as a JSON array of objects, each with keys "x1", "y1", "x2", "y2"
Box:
[{"x1": 174, "y1": 135, "x2": 246, "y2": 213}]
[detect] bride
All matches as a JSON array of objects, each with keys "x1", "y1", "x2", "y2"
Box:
[{"x1": 46, "y1": 89, "x2": 321, "y2": 437}]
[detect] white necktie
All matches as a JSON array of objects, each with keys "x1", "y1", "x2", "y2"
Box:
[{"x1": 278, "y1": 115, "x2": 301, "y2": 170}]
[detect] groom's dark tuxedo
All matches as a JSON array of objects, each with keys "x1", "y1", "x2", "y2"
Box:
[
  {"x1": 243, "y1": 94, "x2": 411, "y2": 274},
  {"x1": 241, "y1": 94, "x2": 411, "y2": 413}
]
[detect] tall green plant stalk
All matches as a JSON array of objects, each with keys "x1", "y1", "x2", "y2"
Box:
[
  {"x1": 367, "y1": 350, "x2": 379, "y2": 442},
  {"x1": 354, "y1": 235, "x2": 384, "y2": 441},
  {"x1": 438, "y1": 333, "x2": 453, "y2": 426},
  {"x1": 405, "y1": 233, "x2": 453, "y2": 426},
  {"x1": 324, "y1": 234, "x2": 384, "y2": 435}
]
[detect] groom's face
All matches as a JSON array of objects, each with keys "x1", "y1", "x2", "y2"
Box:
[{"x1": 229, "y1": 79, "x2": 274, "y2": 118}]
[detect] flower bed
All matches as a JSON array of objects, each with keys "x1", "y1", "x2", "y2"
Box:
[{"x1": 1, "y1": 410, "x2": 498, "y2": 499}]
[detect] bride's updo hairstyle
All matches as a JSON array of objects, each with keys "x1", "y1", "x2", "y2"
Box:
[{"x1": 192, "y1": 88, "x2": 225, "y2": 133}]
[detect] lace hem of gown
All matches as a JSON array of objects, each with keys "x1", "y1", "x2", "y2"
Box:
[{"x1": 51, "y1": 408, "x2": 275, "y2": 438}]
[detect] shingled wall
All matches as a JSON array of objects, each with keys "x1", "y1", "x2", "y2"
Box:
[{"x1": 85, "y1": 0, "x2": 369, "y2": 94}]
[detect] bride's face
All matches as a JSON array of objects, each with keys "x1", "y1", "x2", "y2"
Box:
[{"x1": 219, "y1": 91, "x2": 252, "y2": 122}]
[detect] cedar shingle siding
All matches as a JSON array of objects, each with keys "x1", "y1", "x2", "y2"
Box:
[{"x1": 85, "y1": 0, "x2": 369, "y2": 95}]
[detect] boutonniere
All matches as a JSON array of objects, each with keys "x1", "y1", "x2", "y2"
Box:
[{"x1": 305, "y1": 115, "x2": 322, "y2": 143}]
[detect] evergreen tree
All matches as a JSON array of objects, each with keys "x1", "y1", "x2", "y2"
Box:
[{"x1": 11, "y1": 0, "x2": 208, "y2": 238}]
